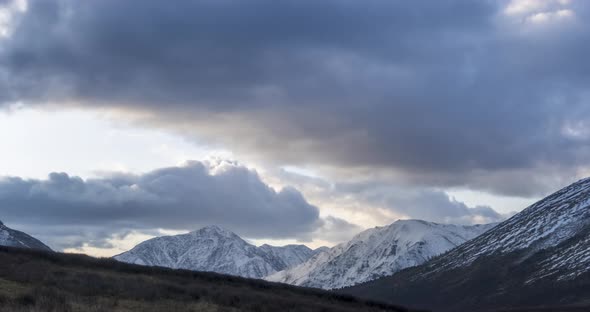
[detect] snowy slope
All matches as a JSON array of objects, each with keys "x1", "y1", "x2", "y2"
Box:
[
  {"x1": 258, "y1": 244, "x2": 317, "y2": 269},
  {"x1": 313, "y1": 246, "x2": 330, "y2": 253},
  {"x1": 343, "y1": 177, "x2": 590, "y2": 311},
  {"x1": 0, "y1": 220, "x2": 52, "y2": 251},
  {"x1": 423, "y1": 177, "x2": 590, "y2": 278},
  {"x1": 266, "y1": 220, "x2": 495, "y2": 289},
  {"x1": 114, "y1": 225, "x2": 319, "y2": 278}
]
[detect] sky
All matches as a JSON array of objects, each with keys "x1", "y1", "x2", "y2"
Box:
[{"x1": 0, "y1": 0, "x2": 589, "y2": 257}]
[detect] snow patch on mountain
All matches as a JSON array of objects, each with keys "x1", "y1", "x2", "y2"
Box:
[
  {"x1": 0, "y1": 220, "x2": 52, "y2": 251},
  {"x1": 114, "y1": 225, "x2": 320, "y2": 278},
  {"x1": 266, "y1": 220, "x2": 495, "y2": 289},
  {"x1": 258, "y1": 244, "x2": 317, "y2": 269},
  {"x1": 427, "y1": 177, "x2": 590, "y2": 277}
]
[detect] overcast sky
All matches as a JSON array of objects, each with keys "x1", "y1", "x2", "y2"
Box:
[{"x1": 1, "y1": 0, "x2": 589, "y2": 256}]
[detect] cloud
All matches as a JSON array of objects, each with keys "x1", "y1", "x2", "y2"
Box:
[
  {"x1": 0, "y1": 160, "x2": 324, "y2": 250},
  {"x1": 269, "y1": 168, "x2": 507, "y2": 226},
  {"x1": 308, "y1": 216, "x2": 364, "y2": 243},
  {"x1": 365, "y1": 188, "x2": 505, "y2": 225},
  {"x1": 333, "y1": 182, "x2": 506, "y2": 225},
  {"x1": 0, "y1": 0, "x2": 589, "y2": 197},
  {"x1": 0, "y1": 0, "x2": 26, "y2": 38},
  {"x1": 504, "y1": 0, "x2": 569, "y2": 15}
]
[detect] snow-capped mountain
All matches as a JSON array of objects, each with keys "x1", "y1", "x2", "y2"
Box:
[
  {"x1": 425, "y1": 177, "x2": 590, "y2": 279},
  {"x1": 313, "y1": 246, "x2": 330, "y2": 254},
  {"x1": 258, "y1": 244, "x2": 323, "y2": 269},
  {"x1": 114, "y1": 225, "x2": 320, "y2": 278},
  {"x1": 344, "y1": 177, "x2": 590, "y2": 311},
  {"x1": 0, "y1": 220, "x2": 52, "y2": 251},
  {"x1": 266, "y1": 220, "x2": 495, "y2": 289}
]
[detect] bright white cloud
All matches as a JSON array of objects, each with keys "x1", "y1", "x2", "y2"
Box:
[
  {"x1": 504, "y1": 0, "x2": 571, "y2": 15},
  {"x1": 0, "y1": 0, "x2": 26, "y2": 38},
  {"x1": 63, "y1": 231, "x2": 156, "y2": 257},
  {"x1": 446, "y1": 189, "x2": 536, "y2": 215},
  {"x1": 0, "y1": 107, "x2": 230, "y2": 179},
  {"x1": 503, "y1": 0, "x2": 576, "y2": 26},
  {"x1": 526, "y1": 9, "x2": 574, "y2": 23}
]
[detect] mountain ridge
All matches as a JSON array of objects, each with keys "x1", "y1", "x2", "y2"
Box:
[
  {"x1": 342, "y1": 177, "x2": 590, "y2": 311},
  {"x1": 114, "y1": 225, "x2": 322, "y2": 279},
  {"x1": 267, "y1": 219, "x2": 496, "y2": 289},
  {"x1": 0, "y1": 220, "x2": 52, "y2": 251}
]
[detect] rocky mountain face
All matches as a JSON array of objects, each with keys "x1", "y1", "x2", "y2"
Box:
[
  {"x1": 343, "y1": 178, "x2": 590, "y2": 312},
  {"x1": 0, "y1": 220, "x2": 52, "y2": 251},
  {"x1": 114, "y1": 225, "x2": 321, "y2": 278},
  {"x1": 258, "y1": 244, "x2": 324, "y2": 269},
  {"x1": 267, "y1": 220, "x2": 495, "y2": 289}
]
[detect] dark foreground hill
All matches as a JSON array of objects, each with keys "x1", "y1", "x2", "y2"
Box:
[
  {"x1": 0, "y1": 246, "x2": 418, "y2": 312},
  {"x1": 342, "y1": 178, "x2": 590, "y2": 312}
]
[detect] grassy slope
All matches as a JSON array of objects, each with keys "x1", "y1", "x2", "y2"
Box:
[{"x1": 0, "y1": 246, "x2": 421, "y2": 312}]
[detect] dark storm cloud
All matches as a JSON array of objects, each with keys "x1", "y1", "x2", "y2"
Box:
[
  {"x1": 0, "y1": 160, "x2": 324, "y2": 250},
  {"x1": 1, "y1": 0, "x2": 590, "y2": 196}
]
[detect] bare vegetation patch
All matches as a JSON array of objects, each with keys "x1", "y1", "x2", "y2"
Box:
[{"x1": 0, "y1": 246, "x2": 416, "y2": 312}]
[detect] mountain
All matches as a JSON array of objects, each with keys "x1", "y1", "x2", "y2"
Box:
[
  {"x1": 266, "y1": 219, "x2": 495, "y2": 289},
  {"x1": 258, "y1": 244, "x2": 322, "y2": 268},
  {"x1": 343, "y1": 177, "x2": 590, "y2": 311},
  {"x1": 0, "y1": 220, "x2": 51, "y2": 251},
  {"x1": 114, "y1": 225, "x2": 320, "y2": 279},
  {"x1": 313, "y1": 246, "x2": 331, "y2": 254}
]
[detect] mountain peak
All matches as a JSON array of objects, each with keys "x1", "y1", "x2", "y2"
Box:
[
  {"x1": 115, "y1": 226, "x2": 317, "y2": 278},
  {"x1": 389, "y1": 219, "x2": 435, "y2": 229},
  {"x1": 266, "y1": 220, "x2": 495, "y2": 289},
  {"x1": 192, "y1": 225, "x2": 237, "y2": 238},
  {"x1": 201, "y1": 224, "x2": 227, "y2": 231},
  {"x1": 342, "y1": 177, "x2": 590, "y2": 310},
  {"x1": 392, "y1": 219, "x2": 431, "y2": 225}
]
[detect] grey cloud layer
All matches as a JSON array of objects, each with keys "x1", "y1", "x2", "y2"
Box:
[
  {"x1": 346, "y1": 184, "x2": 505, "y2": 225},
  {"x1": 0, "y1": 161, "x2": 329, "y2": 249},
  {"x1": 1, "y1": 0, "x2": 590, "y2": 196},
  {"x1": 273, "y1": 169, "x2": 506, "y2": 226}
]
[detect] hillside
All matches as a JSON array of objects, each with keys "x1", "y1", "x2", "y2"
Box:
[
  {"x1": 342, "y1": 178, "x2": 590, "y2": 312},
  {"x1": 267, "y1": 220, "x2": 495, "y2": 289},
  {"x1": 0, "y1": 246, "x2": 418, "y2": 312},
  {"x1": 0, "y1": 221, "x2": 51, "y2": 251}
]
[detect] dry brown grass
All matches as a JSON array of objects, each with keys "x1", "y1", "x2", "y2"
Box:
[{"x1": 0, "y1": 246, "x2": 419, "y2": 312}]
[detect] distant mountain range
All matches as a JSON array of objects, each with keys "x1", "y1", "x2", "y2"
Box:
[
  {"x1": 266, "y1": 220, "x2": 495, "y2": 289},
  {"x1": 343, "y1": 177, "x2": 590, "y2": 311},
  {"x1": 7, "y1": 177, "x2": 590, "y2": 311},
  {"x1": 115, "y1": 220, "x2": 496, "y2": 288},
  {"x1": 114, "y1": 225, "x2": 326, "y2": 278},
  {"x1": 6, "y1": 176, "x2": 590, "y2": 311},
  {"x1": 0, "y1": 220, "x2": 51, "y2": 251}
]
